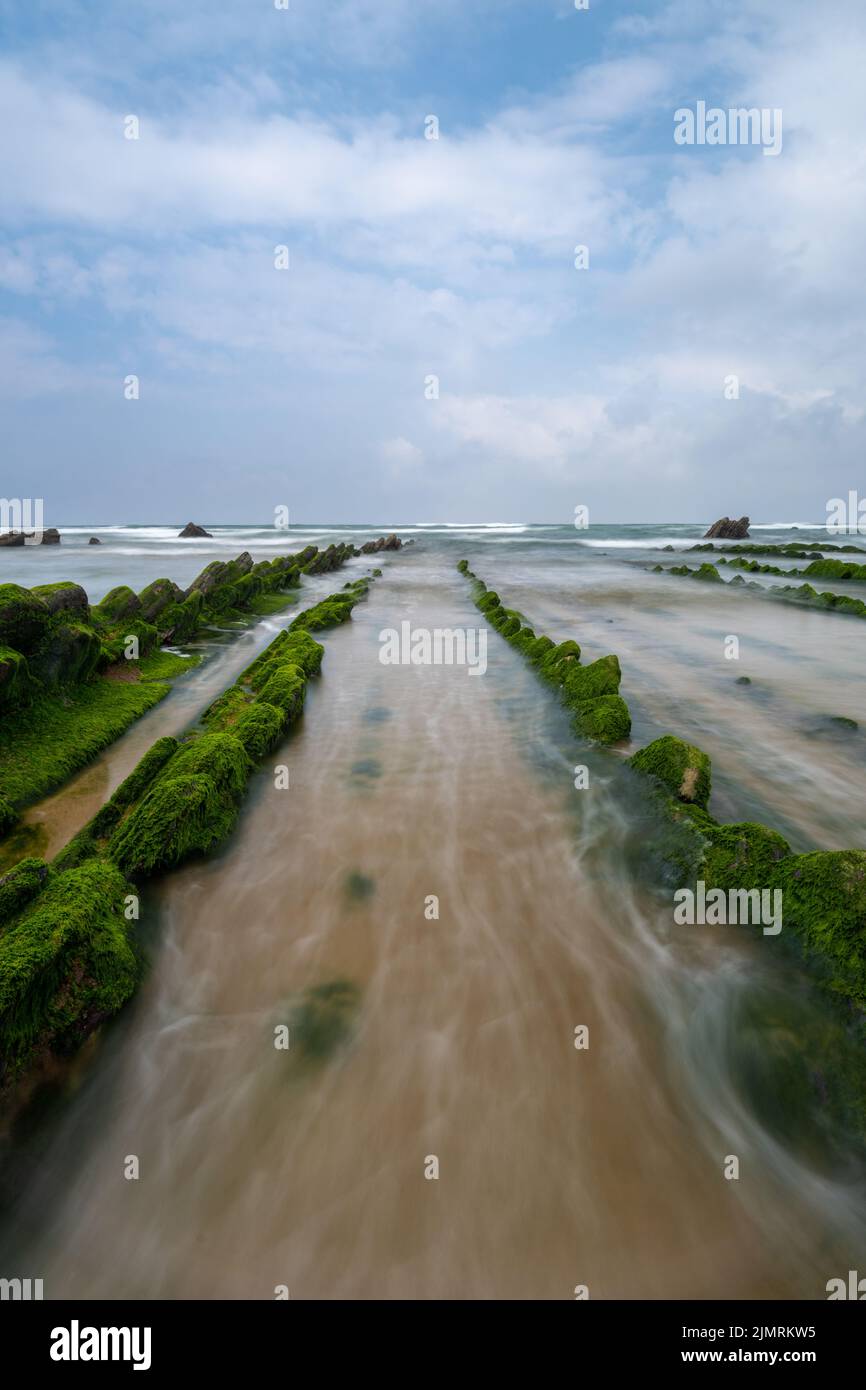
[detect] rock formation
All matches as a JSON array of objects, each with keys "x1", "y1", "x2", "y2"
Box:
[
  {"x1": 703, "y1": 516, "x2": 750, "y2": 539},
  {"x1": 178, "y1": 522, "x2": 212, "y2": 538}
]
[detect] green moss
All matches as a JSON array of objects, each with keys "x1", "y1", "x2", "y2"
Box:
[
  {"x1": 0, "y1": 584, "x2": 50, "y2": 653},
  {"x1": 457, "y1": 559, "x2": 470, "y2": 574},
  {"x1": 111, "y1": 737, "x2": 181, "y2": 809},
  {"x1": 94, "y1": 585, "x2": 142, "y2": 622},
  {"x1": 527, "y1": 635, "x2": 555, "y2": 665},
  {"x1": 628, "y1": 735, "x2": 712, "y2": 809},
  {"x1": 137, "y1": 578, "x2": 184, "y2": 623},
  {"x1": 539, "y1": 639, "x2": 582, "y2": 682},
  {"x1": 573, "y1": 693, "x2": 631, "y2": 744},
  {"x1": 774, "y1": 851, "x2": 866, "y2": 1005},
  {"x1": 0, "y1": 858, "x2": 49, "y2": 925},
  {"x1": 290, "y1": 593, "x2": 358, "y2": 632},
  {"x1": 159, "y1": 590, "x2": 204, "y2": 641},
  {"x1": 477, "y1": 591, "x2": 502, "y2": 614},
  {"x1": 0, "y1": 858, "x2": 138, "y2": 1081},
  {"x1": 0, "y1": 644, "x2": 35, "y2": 713},
  {"x1": 257, "y1": 663, "x2": 307, "y2": 720},
  {"x1": 137, "y1": 648, "x2": 200, "y2": 681},
  {"x1": 286, "y1": 980, "x2": 360, "y2": 1062},
  {"x1": 108, "y1": 772, "x2": 241, "y2": 877},
  {"x1": 232, "y1": 702, "x2": 285, "y2": 759},
  {"x1": 0, "y1": 680, "x2": 170, "y2": 809},
  {"x1": 561, "y1": 653, "x2": 622, "y2": 705},
  {"x1": 31, "y1": 622, "x2": 103, "y2": 687},
  {"x1": 0, "y1": 793, "x2": 17, "y2": 838},
  {"x1": 245, "y1": 628, "x2": 324, "y2": 686},
  {"x1": 700, "y1": 821, "x2": 791, "y2": 892},
  {"x1": 345, "y1": 871, "x2": 375, "y2": 902},
  {"x1": 804, "y1": 558, "x2": 866, "y2": 583},
  {"x1": 31, "y1": 582, "x2": 90, "y2": 619},
  {"x1": 167, "y1": 732, "x2": 252, "y2": 798}
]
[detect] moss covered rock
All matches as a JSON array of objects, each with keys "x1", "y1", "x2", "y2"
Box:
[
  {"x1": 109, "y1": 736, "x2": 180, "y2": 809},
  {"x1": 0, "y1": 583, "x2": 50, "y2": 653},
  {"x1": 138, "y1": 578, "x2": 184, "y2": 624},
  {"x1": 0, "y1": 858, "x2": 138, "y2": 1080},
  {"x1": 31, "y1": 622, "x2": 103, "y2": 687},
  {"x1": 700, "y1": 820, "x2": 791, "y2": 892},
  {"x1": 573, "y1": 693, "x2": 632, "y2": 744},
  {"x1": 257, "y1": 663, "x2": 307, "y2": 721},
  {"x1": 159, "y1": 590, "x2": 204, "y2": 642},
  {"x1": 167, "y1": 732, "x2": 251, "y2": 798},
  {"x1": 32, "y1": 582, "x2": 90, "y2": 620},
  {"x1": 232, "y1": 702, "x2": 285, "y2": 758},
  {"x1": 628, "y1": 734, "x2": 712, "y2": 809},
  {"x1": 539, "y1": 640, "x2": 582, "y2": 682},
  {"x1": 108, "y1": 772, "x2": 240, "y2": 877},
  {"x1": 0, "y1": 857, "x2": 49, "y2": 924},
  {"x1": 774, "y1": 851, "x2": 866, "y2": 1004},
  {"x1": 0, "y1": 644, "x2": 35, "y2": 713},
  {"x1": 95, "y1": 586, "x2": 142, "y2": 622},
  {"x1": 561, "y1": 653, "x2": 621, "y2": 705}
]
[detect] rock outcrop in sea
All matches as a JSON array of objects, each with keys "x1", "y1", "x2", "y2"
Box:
[
  {"x1": 0, "y1": 528, "x2": 61, "y2": 546},
  {"x1": 703, "y1": 515, "x2": 750, "y2": 539},
  {"x1": 178, "y1": 522, "x2": 212, "y2": 538}
]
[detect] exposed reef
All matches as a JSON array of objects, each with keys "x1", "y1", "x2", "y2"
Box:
[
  {"x1": 0, "y1": 539, "x2": 398, "y2": 832},
  {"x1": 457, "y1": 559, "x2": 631, "y2": 744},
  {"x1": 0, "y1": 574, "x2": 377, "y2": 1094},
  {"x1": 626, "y1": 735, "x2": 866, "y2": 1016},
  {"x1": 656, "y1": 561, "x2": 866, "y2": 619}
]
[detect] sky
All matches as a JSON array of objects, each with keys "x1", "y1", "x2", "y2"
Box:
[{"x1": 1, "y1": 0, "x2": 864, "y2": 524}]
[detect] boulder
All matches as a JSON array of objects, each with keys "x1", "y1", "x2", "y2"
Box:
[
  {"x1": 178, "y1": 522, "x2": 212, "y2": 538},
  {"x1": 0, "y1": 583, "x2": 51, "y2": 652},
  {"x1": 0, "y1": 531, "x2": 25, "y2": 547},
  {"x1": 32, "y1": 581, "x2": 90, "y2": 620},
  {"x1": 88, "y1": 537, "x2": 101, "y2": 545},
  {"x1": 138, "y1": 577, "x2": 184, "y2": 623},
  {"x1": 95, "y1": 585, "x2": 143, "y2": 621},
  {"x1": 703, "y1": 516, "x2": 750, "y2": 539}
]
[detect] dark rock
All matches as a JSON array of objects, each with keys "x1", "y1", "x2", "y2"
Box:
[
  {"x1": 88, "y1": 536, "x2": 101, "y2": 545},
  {"x1": 703, "y1": 516, "x2": 750, "y2": 540},
  {"x1": 178, "y1": 522, "x2": 213, "y2": 538},
  {"x1": 40, "y1": 528, "x2": 61, "y2": 544},
  {"x1": 32, "y1": 582, "x2": 90, "y2": 620},
  {"x1": 0, "y1": 583, "x2": 51, "y2": 652},
  {"x1": 138, "y1": 577, "x2": 184, "y2": 623},
  {"x1": 96, "y1": 585, "x2": 143, "y2": 621},
  {"x1": 0, "y1": 531, "x2": 25, "y2": 547}
]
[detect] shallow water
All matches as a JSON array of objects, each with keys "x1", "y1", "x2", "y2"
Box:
[{"x1": 1, "y1": 524, "x2": 865, "y2": 1299}]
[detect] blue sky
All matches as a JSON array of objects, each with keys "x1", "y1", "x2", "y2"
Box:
[{"x1": 1, "y1": 0, "x2": 864, "y2": 523}]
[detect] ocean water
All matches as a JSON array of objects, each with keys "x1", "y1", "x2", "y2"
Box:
[{"x1": 1, "y1": 521, "x2": 865, "y2": 1299}]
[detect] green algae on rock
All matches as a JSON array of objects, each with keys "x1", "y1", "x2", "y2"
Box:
[
  {"x1": 0, "y1": 858, "x2": 138, "y2": 1086},
  {"x1": 0, "y1": 542, "x2": 395, "y2": 831},
  {"x1": 627, "y1": 734, "x2": 866, "y2": 1015},
  {"x1": 629, "y1": 734, "x2": 711, "y2": 809},
  {"x1": 458, "y1": 561, "x2": 631, "y2": 746},
  {"x1": 0, "y1": 566, "x2": 389, "y2": 1092}
]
